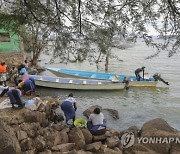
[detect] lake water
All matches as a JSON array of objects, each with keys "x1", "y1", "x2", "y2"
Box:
[{"x1": 38, "y1": 38, "x2": 180, "y2": 131}]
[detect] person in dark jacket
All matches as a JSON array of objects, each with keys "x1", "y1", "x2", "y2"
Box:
[
  {"x1": 135, "y1": 66, "x2": 145, "y2": 81},
  {"x1": 7, "y1": 88, "x2": 25, "y2": 108}
]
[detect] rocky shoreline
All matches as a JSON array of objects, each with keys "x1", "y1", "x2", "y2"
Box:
[{"x1": 0, "y1": 97, "x2": 180, "y2": 154}]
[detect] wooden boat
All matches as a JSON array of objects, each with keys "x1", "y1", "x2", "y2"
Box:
[
  {"x1": 45, "y1": 67, "x2": 158, "y2": 87},
  {"x1": 29, "y1": 75, "x2": 126, "y2": 90}
]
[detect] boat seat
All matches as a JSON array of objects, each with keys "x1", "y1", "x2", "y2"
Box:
[
  {"x1": 90, "y1": 74, "x2": 96, "y2": 78},
  {"x1": 83, "y1": 81, "x2": 87, "y2": 84},
  {"x1": 69, "y1": 80, "x2": 73, "y2": 83}
]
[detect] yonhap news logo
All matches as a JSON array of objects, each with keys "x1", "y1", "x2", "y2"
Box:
[
  {"x1": 121, "y1": 132, "x2": 135, "y2": 148},
  {"x1": 120, "y1": 132, "x2": 180, "y2": 149}
]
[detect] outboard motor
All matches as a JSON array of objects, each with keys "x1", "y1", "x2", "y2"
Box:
[{"x1": 153, "y1": 73, "x2": 169, "y2": 85}]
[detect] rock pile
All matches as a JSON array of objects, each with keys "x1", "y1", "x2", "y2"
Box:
[{"x1": 0, "y1": 97, "x2": 180, "y2": 154}]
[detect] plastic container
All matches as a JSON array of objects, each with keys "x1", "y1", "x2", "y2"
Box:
[{"x1": 74, "y1": 118, "x2": 87, "y2": 129}]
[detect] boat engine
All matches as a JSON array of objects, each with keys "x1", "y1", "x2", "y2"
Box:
[{"x1": 153, "y1": 73, "x2": 169, "y2": 85}]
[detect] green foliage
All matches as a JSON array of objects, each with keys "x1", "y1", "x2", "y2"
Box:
[{"x1": 0, "y1": 0, "x2": 179, "y2": 67}]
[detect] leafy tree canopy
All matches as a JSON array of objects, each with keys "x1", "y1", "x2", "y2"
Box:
[{"x1": 0, "y1": 0, "x2": 179, "y2": 65}]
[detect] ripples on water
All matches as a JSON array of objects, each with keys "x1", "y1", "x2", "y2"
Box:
[{"x1": 38, "y1": 38, "x2": 180, "y2": 131}]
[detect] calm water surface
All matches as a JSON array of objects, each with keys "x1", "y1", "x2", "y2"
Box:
[{"x1": 38, "y1": 39, "x2": 180, "y2": 131}]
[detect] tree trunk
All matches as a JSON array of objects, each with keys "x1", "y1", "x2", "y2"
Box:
[
  {"x1": 95, "y1": 51, "x2": 102, "y2": 70},
  {"x1": 31, "y1": 47, "x2": 41, "y2": 66},
  {"x1": 105, "y1": 50, "x2": 109, "y2": 72}
]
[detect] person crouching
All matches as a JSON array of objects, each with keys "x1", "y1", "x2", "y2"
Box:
[
  {"x1": 7, "y1": 88, "x2": 25, "y2": 108},
  {"x1": 61, "y1": 93, "x2": 77, "y2": 125},
  {"x1": 87, "y1": 108, "x2": 107, "y2": 135},
  {"x1": 18, "y1": 79, "x2": 35, "y2": 95}
]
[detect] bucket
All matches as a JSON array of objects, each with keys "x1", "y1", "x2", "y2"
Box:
[{"x1": 74, "y1": 118, "x2": 87, "y2": 129}]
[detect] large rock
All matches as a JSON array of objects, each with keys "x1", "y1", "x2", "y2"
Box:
[
  {"x1": 32, "y1": 135, "x2": 46, "y2": 152},
  {"x1": 76, "y1": 150, "x2": 93, "y2": 154},
  {"x1": 8, "y1": 116, "x2": 24, "y2": 126},
  {"x1": 105, "y1": 136, "x2": 120, "y2": 148},
  {"x1": 0, "y1": 120, "x2": 21, "y2": 154},
  {"x1": 103, "y1": 108, "x2": 119, "y2": 119},
  {"x1": 141, "y1": 118, "x2": 177, "y2": 137},
  {"x1": 85, "y1": 142, "x2": 102, "y2": 152},
  {"x1": 38, "y1": 149, "x2": 52, "y2": 154},
  {"x1": 106, "y1": 128, "x2": 120, "y2": 137},
  {"x1": 83, "y1": 105, "x2": 102, "y2": 118},
  {"x1": 139, "y1": 118, "x2": 177, "y2": 154},
  {"x1": 100, "y1": 147, "x2": 122, "y2": 154},
  {"x1": 22, "y1": 110, "x2": 38, "y2": 123},
  {"x1": 170, "y1": 143, "x2": 180, "y2": 154},
  {"x1": 51, "y1": 123, "x2": 69, "y2": 131},
  {"x1": 69, "y1": 127, "x2": 85, "y2": 150},
  {"x1": 51, "y1": 143, "x2": 75, "y2": 152},
  {"x1": 54, "y1": 131, "x2": 69, "y2": 145},
  {"x1": 20, "y1": 138, "x2": 33, "y2": 151},
  {"x1": 23, "y1": 149, "x2": 36, "y2": 154},
  {"x1": 20, "y1": 122, "x2": 41, "y2": 138},
  {"x1": 124, "y1": 143, "x2": 160, "y2": 154},
  {"x1": 81, "y1": 129, "x2": 93, "y2": 144},
  {"x1": 36, "y1": 111, "x2": 48, "y2": 127},
  {"x1": 93, "y1": 134, "x2": 107, "y2": 142},
  {"x1": 16, "y1": 130, "x2": 28, "y2": 141},
  {"x1": 41, "y1": 127, "x2": 57, "y2": 148}
]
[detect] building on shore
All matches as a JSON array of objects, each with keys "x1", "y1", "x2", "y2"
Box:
[{"x1": 0, "y1": 25, "x2": 25, "y2": 66}]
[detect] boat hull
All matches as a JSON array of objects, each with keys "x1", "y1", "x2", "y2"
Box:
[
  {"x1": 30, "y1": 75, "x2": 125, "y2": 90},
  {"x1": 128, "y1": 81, "x2": 157, "y2": 87}
]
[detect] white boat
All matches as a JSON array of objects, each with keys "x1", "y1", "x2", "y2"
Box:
[{"x1": 29, "y1": 75, "x2": 126, "y2": 90}]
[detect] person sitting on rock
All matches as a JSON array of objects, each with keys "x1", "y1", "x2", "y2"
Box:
[
  {"x1": 7, "y1": 88, "x2": 25, "y2": 108},
  {"x1": 61, "y1": 93, "x2": 77, "y2": 124},
  {"x1": 87, "y1": 107, "x2": 107, "y2": 135},
  {"x1": 135, "y1": 66, "x2": 145, "y2": 81}
]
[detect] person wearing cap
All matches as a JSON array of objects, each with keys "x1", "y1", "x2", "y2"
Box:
[{"x1": 135, "y1": 66, "x2": 146, "y2": 81}]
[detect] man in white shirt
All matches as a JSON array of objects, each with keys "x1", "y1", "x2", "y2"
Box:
[{"x1": 87, "y1": 108, "x2": 106, "y2": 135}]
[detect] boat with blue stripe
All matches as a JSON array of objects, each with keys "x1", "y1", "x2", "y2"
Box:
[
  {"x1": 45, "y1": 67, "x2": 157, "y2": 87},
  {"x1": 29, "y1": 75, "x2": 126, "y2": 90}
]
